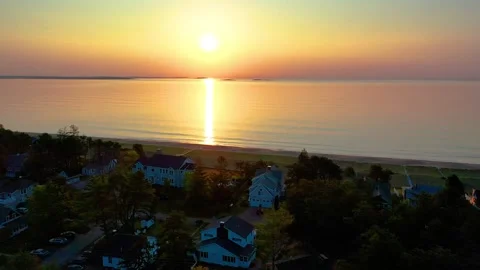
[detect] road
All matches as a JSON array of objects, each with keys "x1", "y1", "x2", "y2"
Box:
[
  {"x1": 43, "y1": 208, "x2": 260, "y2": 267},
  {"x1": 42, "y1": 226, "x2": 103, "y2": 266}
]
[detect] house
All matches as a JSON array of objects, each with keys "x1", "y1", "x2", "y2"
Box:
[
  {"x1": 197, "y1": 216, "x2": 256, "y2": 268},
  {"x1": 372, "y1": 182, "x2": 392, "y2": 209},
  {"x1": 5, "y1": 153, "x2": 28, "y2": 178},
  {"x1": 92, "y1": 234, "x2": 158, "y2": 270},
  {"x1": 404, "y1": 184, "x2": 443, "y2": 205},
  {"x1": 249, "y1": 166, "x2": 284, "y2": 208},
  {"x1": 132, "y1": 151, "x2": 195, "y2": 187},
  {"x1": 58, "y1": 171, "x2": 82, "y2": 185},
  {"x1": 0, "y1": 206, "x2": 28, "y2": 238},
  {"x1": 0, "y1": 179, "x2": 36, "y2": 209},
  {"x1": 82, "y1": 158, "x2": 117, "y2": 176},
  {"x1": 267, "y1": 254, "x2": 331, "y2": 270}
]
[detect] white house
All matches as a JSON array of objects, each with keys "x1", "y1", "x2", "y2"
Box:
[
  {"x1": 82, "y1": 158, "x2": 117, "y2": 176},
  {"x1": 197, "y1": 216, "x2": 256, "y2": 268},
  {"x1": 58, "y1": 171, "x2": 82, "y2": 185},
  {"x1": 0, "y1": 206, "x2": 28, "y2": 237},
  {"x1": 249, "y1": 166, "x2": 284, "y2": 209},
  {"x1": 132, "y1": 152, "x2": 195, "y2": 187},
  {"x1": 94, "y1": 234, "x2": 158, "y2": 270},
  {"x1": 0, "y1": 179, "x2": 36, "y2": 209}
]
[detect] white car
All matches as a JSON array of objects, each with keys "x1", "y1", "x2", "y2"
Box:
[
  {"x1": 30, "y1": 249, "x2": 50, "y2": 257},
  {"x1": 49, "y1": 237, "x2": 69, "y2": 245},
  {"x1": 17, "y1": 207, "x2": 28, "y2": 214}
]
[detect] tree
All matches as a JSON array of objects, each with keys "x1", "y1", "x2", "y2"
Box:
[
  {"x1": 256, "y1": 206, "x2": 293, "y2": 267},
  {"x1": 344, "y1": 166, "x2": 356, "y2": 178},
  {"x1": 184, "y1": 163, "x2": 211, "y2": 211},
  {"x1": 0, "y1": 252, "x2": 41, "y2": 270},
  {"x1": 156, "y1": 211, "x2": 195, "y2": 269},
  {"x1": 215, "y1": 155, "x2": 228, "y2": 170},
  {"x1": 368, "y1": 165, "x2": 393, "y2": 182},
  {"x1": 404, "y1": 247, "x2": 458, "y2": 270},
  {"x1": 133, "y1": 144, "x2": 146, "y2": 159},
  {"x1": 288, "y1": 151, "x2": 342, "y2": 181},
  {"x1": 28, "y1": 182, "x2": 73, "y2": 241}
]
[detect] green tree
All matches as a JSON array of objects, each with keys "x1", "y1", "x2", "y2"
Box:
[
  {"x1": 133, "y1": 144, "x2": 146, "y2": 158},
  {"x1": 28, "y1": 182, "x2": 73, "y2": 241},
  {"x1": 368, "y1": 165, "x2": 393, "y2": 182},
  {"x1": 288, "y1": 151, "x2": 342, "y2": 181},
  {"x1": 344, "y1": 166, "x2": 356, "y2": 178},
  {"x1": 256, "y1": 206, "x2": 293, "y2": 267},
  {"x1": 0, "y1": 252, "x2": 41, "y2": 270},
  {"x1": 156, "y1": 211, "x2": 195, "y2": 269},
  {"x1": 184, "y1": 163, "x2": 211, "y2": 210}
]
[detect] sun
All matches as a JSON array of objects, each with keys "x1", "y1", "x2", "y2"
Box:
[{"x1": 199, "y1": 33, "x2": 218, "y2": 52}]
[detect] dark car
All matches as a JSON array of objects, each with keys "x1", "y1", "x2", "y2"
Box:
[
  {"x1": 70, "y1": 255, "x2": 87, "y2": 265},
  {"x1": 60, "y1": 231, "x2": 76, "y2": 240}
]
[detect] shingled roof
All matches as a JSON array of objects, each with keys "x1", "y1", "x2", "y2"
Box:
[
  {"x1": 136, "y1": 154, "x2": 191, "y2": 170},
  {"x1": 199, "y1": 238, "x2": 255, "y2": 257},
  {"x1": 0, "y1": 179, "x2": 35, "y2": 193},
  {"x1": 6, "y1": 153, "x2": 28, "y2": 170},
  {"x1": 205, "y1": 216, "x2": 254, "y2": 238}
]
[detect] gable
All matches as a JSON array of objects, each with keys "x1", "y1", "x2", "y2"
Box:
[
  {"x1": 249, "y1": 184, "x2": 275, "y2": 197},
  {"x1": 198, "y1": 242, "x2": 237, "y2": 258}
]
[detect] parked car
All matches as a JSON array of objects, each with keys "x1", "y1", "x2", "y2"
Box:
[
  {"x1": 61, "y1": 231, "x2": 76, "y2": 240},
  {"x1": 67, "y1": 265, "x2": 85, "y2": 270},
  {"x1": 30, "y1": 249, "x2": 50, "y2": 258},
  {"x1": 49, "y1": 237, "x2": 69, "y2": 245},
  {"x1": 17, "y1": 207, "x2": 28, "y2": 214},
  {"x1": 70, "y1": 255, "x2": 87, "y2": 265},
  {"x1": 82, "y1": 249, "x2": 92, "y2": 256}
]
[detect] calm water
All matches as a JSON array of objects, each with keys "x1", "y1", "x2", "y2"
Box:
[{"x1": 0, "y1": 79, "x2": 479, "y2": 164}]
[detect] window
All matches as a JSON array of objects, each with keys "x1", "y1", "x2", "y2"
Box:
[
  {"x1": 204, "y1": 233, "x2": 213, "y2": 237},
  {"x1": 240, "y1": 256, "x2": 248, "y2": 262},
  {"x1": 200, "y1": 251, "x2": 208, "y2": 258},
  {"x1": 151, "y1": 168, "x2": 154, "y2": 172},
  {"x1": 232, "y1": 238, "x2": 241, "y2": 242},
  {"x1": 222, "y1": 256, "x2": 236, "y2": 263},
  {"x1": 144, "y1": 166, "x2": 147, "y2": 170},
  {"x1": 108, "y1": 257, "x2": 113, "y2": 263}
]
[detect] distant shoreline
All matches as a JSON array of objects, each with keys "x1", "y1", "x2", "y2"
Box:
[
  {"x1": 25, "y1": 132, "x2": 480, "y2": 170},
  {"x1": 0, "y1": 76, "x2": 478, "y2": 82}
]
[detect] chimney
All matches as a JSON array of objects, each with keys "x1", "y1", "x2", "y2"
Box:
[
  {"x1": 217, "y1": 221, "x2": 227, "y2": 239},
  {"x1": 267, "y1": 166, "x2": 271, "y2": 171},
  {"x1": 220, "y1": 221, "x2": 225, "y2": 227}
]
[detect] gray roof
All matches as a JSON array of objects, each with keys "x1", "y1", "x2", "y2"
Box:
[
  {"x1": 4, "y1": 216, "x2": 27, "y2": 230},
  {"x1": 6, "y1": 153, "x2": 28, "y2": 170},
  {"x1": 199, "y1": 238, "x2": 255, "y2": 257},
  {"x1": 205, "y1": 216, "x2": 254, "y2": 238},
  {"x1": 137, "y1": 154, "x2": 190, "y2": 169},
  {"x1": 0, "y1": 179, "x2": 35, "y2": 193},
  {"x1": 252, "y1": 171, "x2": 282, "y2": 190},
  {"x1": 373, "y1": 182, "x2": 392, "y2": 205},
  {"x1": 0, "y1": 206, "x2": 15, "y2": 221}
]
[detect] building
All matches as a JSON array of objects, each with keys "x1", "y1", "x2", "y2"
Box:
[
  {"x1": 0, "y1": 206, "x2": 28, "y2": 238},
  {"x1": 5, "y1": 153, "x2": 28, "y2": 178},
  {"x1": 82, "y1": 158, "x2": 117, "y2": 176},
  {"x1": 372, "y1": 182, "x2": 392, "y2": 209},
  {"x1": 58, "y1": 171, "x2": 82, "y2": 185},
  {"x1": 0, "y1": 178, "x2": 36, "y2": 209},
  {"x1": 197, "y1": 216, "x2": 256, "y2": 268},
  {"x1": 132, "y1": 152, "x2": 195, "y2": 187},
  {"x1": 404, "y1": 184, "x2": 443, "y2": 205},
  {"x1": 249, "y1": 166, "x2": 284, "y2": 208},
  {"x1": 92, "y1": 234, "x2": 158, "y2": 270}
]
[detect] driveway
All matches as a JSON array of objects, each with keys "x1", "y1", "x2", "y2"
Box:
[{"x1": 42, "y1": 226, "x2": 103, "y2": 266}]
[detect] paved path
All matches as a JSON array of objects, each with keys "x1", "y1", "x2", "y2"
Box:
[{"x1": 42, "y1": 226, "x2": 103, "y2": 266}]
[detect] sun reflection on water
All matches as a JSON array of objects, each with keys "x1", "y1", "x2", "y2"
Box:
[{"x1": 204, "y1": 78, "x2": 214, "y2": 145}]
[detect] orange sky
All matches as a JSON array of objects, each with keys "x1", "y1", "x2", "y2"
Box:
[{"x1": 1, "y1": 0, "x2": 479, "y2": 79}]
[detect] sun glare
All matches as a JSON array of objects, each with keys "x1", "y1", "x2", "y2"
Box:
[
  {"x1": 204, "y1": 78, "x2": 215, "y2": 145},
  {"x1": 199, "y1": 34, "x2": 218, "y2": 52}
]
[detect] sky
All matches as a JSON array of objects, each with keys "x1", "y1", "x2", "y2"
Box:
[{"x1": 1, "y1": 0, "x2": 479, "y2": 79}]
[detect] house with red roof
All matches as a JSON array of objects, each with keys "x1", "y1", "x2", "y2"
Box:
[{"x1": 132, "y1": 151, "x2": 195, "y2": 188}]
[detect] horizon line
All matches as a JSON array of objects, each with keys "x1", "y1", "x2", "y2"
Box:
[{"x1": 0, "y1": 75, "x2": 479, "y2": 82}]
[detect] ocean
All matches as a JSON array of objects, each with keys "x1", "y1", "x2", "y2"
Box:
[{"x1": 0, "y1": 79, "x2": 479, "y2": 164}]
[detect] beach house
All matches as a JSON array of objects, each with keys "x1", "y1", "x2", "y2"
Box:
[
  {"x1": 4, "y1": 153, "x2": 28, "y2": 178},
  {"x1": 132, "y1": 151, "x2": 195, "y2": 187},
  {"x1": 82, "y1": 157, "x2": 117, "y2": 176},
  {"x1": 0, "y1": 206, "x2": 28, "y2": 238},
  {"x1": 92, "y1": 234, "x2": 158, "y2": 270},
  {"x1": 404, "y1": 184, "x2": 443, "y2": 205},
  {"x1": 197, "y1": 216, "x2": 256, "y2": 268},
  {"x1": 249, "y1": 166, "x2": 284, "y2": 209},
  {"x1": 0, "y1": 178, "x2": 36, "y2": 209}
]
